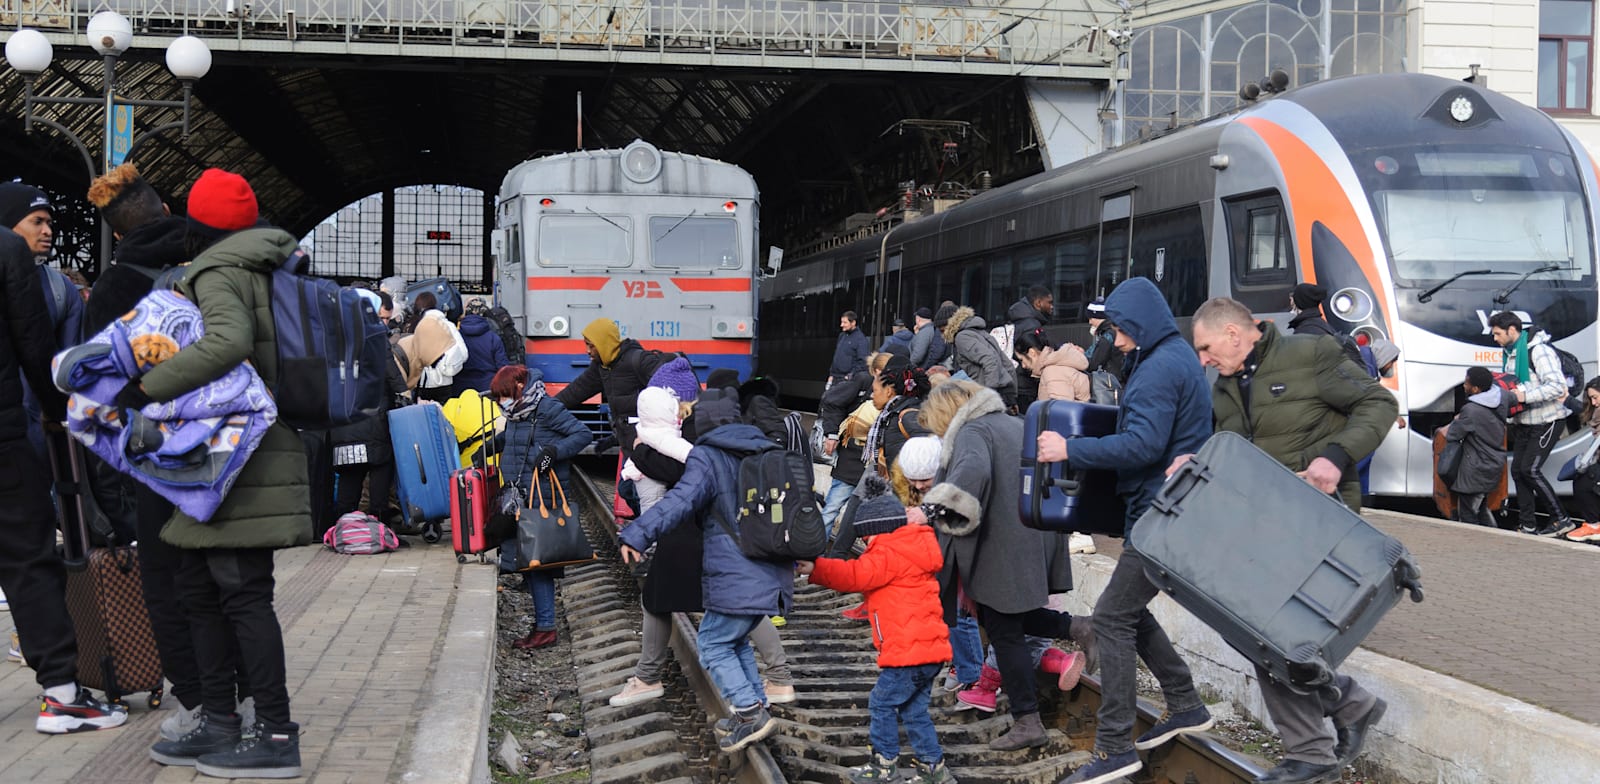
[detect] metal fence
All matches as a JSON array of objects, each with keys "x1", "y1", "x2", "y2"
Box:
[{"x1": 0, "y1": 0, "x2": 1127, "y2": 75}]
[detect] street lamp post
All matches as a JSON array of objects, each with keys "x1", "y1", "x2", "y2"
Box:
[{"x1": 3, "y1": 11, "x2": 211, "y2": 273}]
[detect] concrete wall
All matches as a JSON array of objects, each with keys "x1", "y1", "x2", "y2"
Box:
[{"x1": 1058, "y1": 550, "x2": 1600, "y2": 784}]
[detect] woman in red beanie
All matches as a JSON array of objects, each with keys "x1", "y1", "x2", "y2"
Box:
[{"x1": 129, "y1": 167, "x2": 307, "y2": 779}]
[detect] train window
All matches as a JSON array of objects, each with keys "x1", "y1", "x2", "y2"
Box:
[
  {"x1": 1226, "y1": 193, "x2": 1295, "y2": 310},
  {"x1": 1055, "y1": 230, "x2": 1096, "y2": 317},
  {"x1": 650, "y1": 216, "x2": 739, "y2": 269},
  {"x1": 537, "y1": 214, "x2": 631, "y2": 267}
]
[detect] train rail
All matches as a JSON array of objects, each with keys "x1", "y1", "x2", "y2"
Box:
[{"x1": 564, "y1": 463, "x2": 1266, "y2": 783}]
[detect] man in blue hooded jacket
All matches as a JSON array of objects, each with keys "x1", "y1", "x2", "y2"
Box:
[{"x1": 1036, "y1": 277, "x2": 1214, "y2": 784}]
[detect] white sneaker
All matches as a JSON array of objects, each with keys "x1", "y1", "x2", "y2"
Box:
[
  {"x1": 0, "y1": 584, "x2": 8, "y2": 611},
  {"x1": 6, "y1": 632, "x2": 22, "y2": 664},
  {"x1": 764, "y1": 681, "x2": 797, "y2": 704},
  {"x1": 1068, "y1": 533, "x2": 1097, "y2": 555},
  {"x1": 159, "y1": 703, "x2": 202, "y2": 741},
  {"x1": 609, "y1": 677, "x2": 665, "y2": 707}
]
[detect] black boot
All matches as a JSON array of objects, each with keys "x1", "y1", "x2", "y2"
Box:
[
  {"x1": 195, "y1": 720, "x2": 302, "y2": 779},
  {"x1": 149, "y1": 711, "x2": 242, "y2": 767}
]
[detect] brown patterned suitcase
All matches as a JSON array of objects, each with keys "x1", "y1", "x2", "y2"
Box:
[{"x1": 46, "y1": 431, "x2": 165, "y2": 706}]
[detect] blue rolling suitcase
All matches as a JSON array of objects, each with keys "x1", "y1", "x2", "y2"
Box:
[
  {"x1": 389, "y1": 404, "x2": 458, "y2": 540},
  {"x1": 1130, "y1": 432, "x2": 1424, "y2": 697},
  {"x1": 1019, "y1": 398, "x2": 1125, "y2": 536}
]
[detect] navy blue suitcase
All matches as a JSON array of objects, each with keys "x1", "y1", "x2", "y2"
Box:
[
  {"x1": 389, "y1": 404, "x2": 458, "y2": 536},
  {"x1": 1019, "y1": 398, "x2": 1125, "y2": 536},
  {"x1": 407, "y1": 277, "x2": 462, "y2": 323},
  {"x1": 1131, "y1": 432, "x2": 1424, "y2": 696}
]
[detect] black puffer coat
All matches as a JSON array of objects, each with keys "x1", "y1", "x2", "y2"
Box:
[
  {"x1": 83, "y1": 216, "x2": 188, "y2": 338},
  {"x1": 554, "y1": 338, "x2": 668, "y2": 452}
]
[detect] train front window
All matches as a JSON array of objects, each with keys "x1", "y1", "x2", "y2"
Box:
[
  {"x1": 1375, "y1": 188, "x2": 1590, "y2": 281},
  {"x1": 650, "y1": 216, "x2": 739, "y2": 269},
  {"x1": 537, "y1": 214, "x2": 631, "y2": 267}
]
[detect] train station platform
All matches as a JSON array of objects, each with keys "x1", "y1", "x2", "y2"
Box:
[
  {"x1": 1078, "y1": 509, "x2": 1600, "y2": 784},
  {"x1": 0, "y1": 542, "x2": 497, "y2": 784}
]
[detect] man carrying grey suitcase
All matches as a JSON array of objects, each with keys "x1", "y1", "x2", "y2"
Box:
[{"x1": 1181, "y1": 297, "x2": 1395, "y2": 783}]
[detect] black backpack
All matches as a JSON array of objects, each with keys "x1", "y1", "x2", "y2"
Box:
[
  {"x1": 713, "y1": 446, "x2": 826, "y2": 562},
  {"x1": 486, "y1": 306, "x2": 526, "y2": 365},
  {"x1": 1548, "y1": 342, "x2": 1586, "y2": 421}
]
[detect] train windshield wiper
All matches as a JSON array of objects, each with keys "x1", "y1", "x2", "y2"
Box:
[
  {"x1": 1416, "y1": 269, "x2": 1496, "y2": 303},
  {"x1": 654, "y1": 212, "x2": 698, "y2": 242},
  {"x1": 1494, "y1": 263, "x2": 1567, "y2": 304},
  {"x1": 584, "y1": 207, "x2": 625, "y2": 232}
]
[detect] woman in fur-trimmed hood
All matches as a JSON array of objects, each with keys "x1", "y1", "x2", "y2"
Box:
[{"x1": 916, "y1": 379, "x2": 1079, "y2": 747}]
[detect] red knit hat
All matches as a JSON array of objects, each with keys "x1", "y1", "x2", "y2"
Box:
[{"x1": 186, "y1": 168, "x2": 258, "y2": 234}]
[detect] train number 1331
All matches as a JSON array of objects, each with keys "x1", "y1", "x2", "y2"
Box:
[{"x1": 648, "y1": 320, "x2": 681, "y2": 338}]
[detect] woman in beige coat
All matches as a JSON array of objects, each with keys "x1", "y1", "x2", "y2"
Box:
[{"x1": 1016, "y1": 327, "x2": 1090, "y2": 403}]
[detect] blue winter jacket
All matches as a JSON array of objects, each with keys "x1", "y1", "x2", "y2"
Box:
[
  {"x1": 455, "y1": 315, "x2": 510, "y2": 394},
  {"x1": 829, "y1": 328, "x2": 870, "y2": 379},
  {"x1": 878, "y1": 329, "x2": 914, "y2": 353},
  {"x1": 1065, "y1": 277, "x2": 1212, "y2": 535},
  {"x1": 618, "y1": 423, "x2": 795, "y2": 617},
  {"x1": 501, "y1": 393, "x2": 593, "y2": 503}
]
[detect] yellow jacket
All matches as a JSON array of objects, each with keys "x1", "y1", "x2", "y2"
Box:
[{"x1": 442, "y1": 389, "x2": 503, "y2": 468}]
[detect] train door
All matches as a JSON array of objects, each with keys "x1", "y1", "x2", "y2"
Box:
[
  {"x1": 1095, "y1": 193, "x2": 1133, "y2": 298},
  {"x1": 493, "y1": 204, "x2": 524, "y2": 325},
  {"x1": 884, "y1": 251, "x2": 904, "y2": 328}
]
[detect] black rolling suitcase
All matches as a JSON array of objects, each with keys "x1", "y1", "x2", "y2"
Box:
[
  {"x1": 1019, "y1": 399, "x2": 1125, "y2": 536},
  {"x1": 1129, "y1": 432, "x2": 1423, "y2": 697},
  {"x1": 46, "y1": 431, "x2": 165, "y2": 708}
]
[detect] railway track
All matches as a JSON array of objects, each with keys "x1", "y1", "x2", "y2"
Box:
[{"x1": 561, "y1": 463, "x2": 1266, "y2": 784}]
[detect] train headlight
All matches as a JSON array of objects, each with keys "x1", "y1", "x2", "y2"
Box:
[
  {"x1": 528, "y1": 316, "x2": 570, "y2": 337},
  {"x1": 1329, "y1": 287, "x2": 1374, "y2": 323},
  {"x1": 622, "y1": 140, "x2": 662, "y2": 184},
  {"x1": 712, "y1": 317, "x2": 753, "y2": 338}
]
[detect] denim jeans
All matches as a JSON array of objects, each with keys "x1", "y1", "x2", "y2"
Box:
[
  {"x1": 869, "y1": 663, "x2": 943, "y2": 765},
  {"x1": 1093, "y1": 547, "x2": 1204, "y2": 755},
  {"x1": 697, "y1": 611, "x2": 765, "y2": 710},
  {"x1": 949, "y1": 613, "x2": 984, "y2": 684},
  {"x1": 524, "y1": 571, "x2": 557, "y2": 631},
  {"x1": 822, "y1": 478, "x2": 854, "y2": 539}
]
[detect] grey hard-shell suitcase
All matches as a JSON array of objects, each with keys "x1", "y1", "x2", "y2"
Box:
[{"x1": 1129, "y1": 432, "x2": 1424, "y2": 697}]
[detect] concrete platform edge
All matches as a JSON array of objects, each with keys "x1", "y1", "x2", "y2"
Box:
[
  {"x1": 400, "y1": 562, "x2": 497, "y2": 784},
  {"x1": 1060, "y1": 547, "x2": 1600, "y2": 784}
]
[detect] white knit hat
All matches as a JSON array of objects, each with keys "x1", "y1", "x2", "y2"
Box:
[{"x1": 897, "y1": 436, "x2": 942, "y2": 481}]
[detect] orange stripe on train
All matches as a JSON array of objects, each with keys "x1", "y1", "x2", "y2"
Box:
[
  {"x1": 1239, "y1": 116, "x2": 1398, "y2": 390},
  {"x1": 671, "y1": 278, "x2": 751, "y2": 292},
  {"x1": 528, "y1": 277, "x2": 610, "y2": 291},
  {"x1": 526, "y1": 338, "x2": 752, "y2": 355}
]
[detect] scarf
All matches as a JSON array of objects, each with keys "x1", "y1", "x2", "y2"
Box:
[
  {"x1": 862, "y1": 395, "x2": 902, "y2": 470},
  {"x1": 506, "y1": 378, "x2": 546, "y2": 422},
  {"x1": 1503, "y1": 331, "x2": 1530, "y2": 383}
]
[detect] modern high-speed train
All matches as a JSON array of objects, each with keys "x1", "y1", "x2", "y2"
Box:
[{"x1": 758, "y1": 72, "x2": 1600, "y2": 499}]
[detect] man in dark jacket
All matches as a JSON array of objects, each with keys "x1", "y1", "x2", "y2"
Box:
[
  {"x1": 828, "y1": 310, "x2": 870, "y2": 385},
  {"x1": 0, "y1": 227, "x2": 130, "y2": 734},
  {"x1": 907, "y1": 307, "x2": 946, "y2": 371},
  {"x1": 132, "y1": 169, "x2": 308, "y2": 777},
  {"x1": 1036, "y1": 277, "x2": 1213, "y2": 784},
  {"x1": 556, "y1": 317, "x2": 668, "y2": 454},
  {"x1": 617, "y1": 417, "x2": 794, "y2": 754},
  {"x1": 454, "y1": 297, "x2": 510, "y2": 394},
  {"x1": 1184, "y1": 297, "x2": 1392, "y2": 783},
  {"x1": 1446, "y1": 367, "x2": 1508, "y2": 527},
  {"x1": 1007, "y1": 286, "x2": 1053, "y2": 409}
]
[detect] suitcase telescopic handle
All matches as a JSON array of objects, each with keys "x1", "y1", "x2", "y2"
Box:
[
  {"x1": 1151, "y1": 458, "x2": 1211, "y2": 516},
  {"x1": 415, "y1": 445, "x2": 427, "y2": 484}
]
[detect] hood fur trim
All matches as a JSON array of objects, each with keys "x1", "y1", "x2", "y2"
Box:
[
  {"x1": 941, "y1": 306, "x2": 974, "y2": 343},
  {"x1": 938, "y1": 386, "x2": 1005, "y2": 467}
]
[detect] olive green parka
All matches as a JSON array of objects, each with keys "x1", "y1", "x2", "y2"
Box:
[
  {"x1": 1210, "y1": 324, "x2": 1398, "y2": 510},
  {"x1": 137, "y1": 228, "x2": 313, "y2": 549}
]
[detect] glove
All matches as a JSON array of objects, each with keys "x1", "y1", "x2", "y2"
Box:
[
  {"x1": 113, "y1": 381, "x2": 154, "y2": 411},
  {"x1": 594, "y1": 436, "x2": 618, "y2": 455},
  {"x1": 535, "y1": 445, "x2": 556, "y2": 473}
]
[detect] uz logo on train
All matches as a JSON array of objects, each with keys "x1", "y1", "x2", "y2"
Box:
[{"x1": 624, "y1": 281, "x2": 664, "y2": 299}]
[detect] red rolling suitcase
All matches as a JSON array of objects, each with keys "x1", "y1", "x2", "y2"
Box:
[
  {"x1": 46, "y1": 432, "x2": 165, "y2": 708},
  {"x1": 451, "y1": 418, "x2": 500, "y2": 563}
]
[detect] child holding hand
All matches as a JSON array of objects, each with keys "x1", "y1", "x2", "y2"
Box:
[{"x1": 798, "y1": 474, "x2": 955, "y2": 784}]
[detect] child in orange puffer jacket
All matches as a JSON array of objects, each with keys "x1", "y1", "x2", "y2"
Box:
[{"x1": 798, "y1": 475, "x2": 955, "y2": 784}]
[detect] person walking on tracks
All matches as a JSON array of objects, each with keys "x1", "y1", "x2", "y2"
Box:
[
  {"x1": 1180, "y1": 297, "x2": 1393, "y2": 783},
  {"x1": 1034, "y1": 277, "x2": 1213, "y2": 784},
  {"x1": 615, "y1": 391, "x2": 794, "y2": 754},
  {"x1": 556, "y1": 317, "x2": 669, "y2": 455}
]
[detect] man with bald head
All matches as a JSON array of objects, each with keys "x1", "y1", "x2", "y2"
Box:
[{"x1": 1177, "y1": 296, "x2": 1394, "y2": 782}]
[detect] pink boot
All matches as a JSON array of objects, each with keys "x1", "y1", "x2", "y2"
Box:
[
  {"x1": 1039, "y1": 648, "x2": 1086, "y2": 691},
  {"x1": 956, "y1": 664, "x2": 1002, "y2": 713}
]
